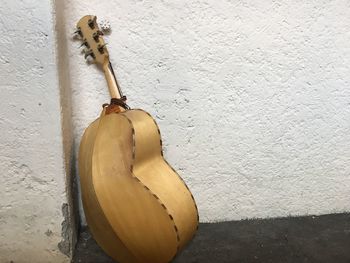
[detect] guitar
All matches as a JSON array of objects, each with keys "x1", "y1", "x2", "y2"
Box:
[{"x1": 76, "y1": 15, "x2": 199, "y2": 263}]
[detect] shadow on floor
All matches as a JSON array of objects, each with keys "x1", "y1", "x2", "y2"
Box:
[{"x1": 73, "y1": 213, "x2": 350, "y2": 263}]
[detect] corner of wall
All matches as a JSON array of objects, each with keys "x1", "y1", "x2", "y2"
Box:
[{"x1": 52, "y1": 0, "x2": 79, "y2": 258}]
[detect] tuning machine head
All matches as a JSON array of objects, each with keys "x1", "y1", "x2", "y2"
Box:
[
  {"x1": 83, "y1": 49, "x2": 95, "y2": 59},
  {"x1": 97, "y1": 43, "x2": 108, "y2": 54},
  {"x1": 88, "y1": 17, "x2": 96, "y2": 29},
  {"x1": 79, "y1": 39, "x2": 90, "y2": 48},
  {"x1": 73, "y1": 28, "x2": 83, "y2": 39},
  {"x1": 76, "y1": 15, "x2": 109, "y2": 66},
  {"x1": 93, "y1": 30, "x2": 104, "y2": 42}
]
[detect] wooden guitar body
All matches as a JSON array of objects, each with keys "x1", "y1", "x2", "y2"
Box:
[
  {"x1": 79, "y1": 108, "x2": 199, "y2": 263},
  {"x1": 76, "y1": 15, "x2": 198, "y2": 262}
]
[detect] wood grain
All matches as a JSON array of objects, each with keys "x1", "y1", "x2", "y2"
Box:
[{"x1": 79, "y1": 109, "x2": 199, "y2": 263}]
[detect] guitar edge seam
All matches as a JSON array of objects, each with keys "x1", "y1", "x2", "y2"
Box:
[
  {"x1": 122, "y1": 113, "x2": 181, "y2": 258},
  {"x1": 135, "y1": 109, "x2": 200, "y2": 231}
]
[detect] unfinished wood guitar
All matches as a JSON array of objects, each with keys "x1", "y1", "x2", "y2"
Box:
[{"x1": 76, "y1": 15, "x2": 199, "y2": 263}]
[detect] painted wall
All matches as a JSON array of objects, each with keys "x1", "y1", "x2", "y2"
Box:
[
  {"x1": 60, "y1": 0, "x2": 350, "y2": 223},
  {"x1": 0, "y1": 1, "x2": 71, "y2": 262}
]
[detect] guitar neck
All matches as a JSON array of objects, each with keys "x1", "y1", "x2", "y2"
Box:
[
  {"x1": 103, "y1": 62, "x2": 123, "y2": 99},
  {"x1": 76, "y1": 15, "x2": 125, "y2": 102}
]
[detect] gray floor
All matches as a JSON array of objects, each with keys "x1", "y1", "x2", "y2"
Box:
[{"x1": 73, "y1": 213, "x2": 350, "y2": 263}]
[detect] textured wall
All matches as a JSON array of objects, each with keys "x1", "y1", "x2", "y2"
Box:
[
  {"x1": 60, "y1": 0, "x2": 350, "y2": 223},
  {"x1": 0, "y1": 1, "x2": 70, "y2": 262}
]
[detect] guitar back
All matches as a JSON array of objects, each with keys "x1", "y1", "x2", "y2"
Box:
[{"x1": 79, "y1": 109, "x2": 199, "y2": 263}]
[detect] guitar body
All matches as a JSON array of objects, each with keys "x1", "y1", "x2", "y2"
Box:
[{"x1": 79, "y1": 109, "x2": 199, "y2": 263}]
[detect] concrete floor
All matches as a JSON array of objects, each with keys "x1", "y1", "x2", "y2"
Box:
[{"x1": 73, "y1": 213, "x2": 350, "y2": 263}]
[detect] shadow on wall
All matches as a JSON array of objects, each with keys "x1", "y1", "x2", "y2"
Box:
[{"x1": 54, "y1": 0, "x2": 80, "y2": 256}]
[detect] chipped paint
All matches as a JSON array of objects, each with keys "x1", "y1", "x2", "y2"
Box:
[{"x1": 58, "y1": 204, "x2": 71, "y2": 257}]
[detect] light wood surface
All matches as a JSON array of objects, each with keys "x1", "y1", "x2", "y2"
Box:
[
  {"x1": 79, "y1": 109, "x2": 199, "y2": 263},
  {"x1": 79, "y1": 111, "x2": 140, "y2": 262},
  {"x1": 102, "y1": 62, "x2": 122, "y2": 99},
  {"x1": 77, "y1": 15, "x2": 122, "y2": 99}
]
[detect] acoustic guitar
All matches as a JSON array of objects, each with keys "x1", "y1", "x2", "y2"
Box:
[{"x1": 76, "y1": 15, "x2": 199, "y2": 263}]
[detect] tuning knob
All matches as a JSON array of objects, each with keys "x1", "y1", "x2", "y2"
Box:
[
  {"x1": 93, "y1": 30, "x2": 104, "y2": 42},
  {"x1": 88, "y1": 17, "x2": 96, "y2": 29},
  {"x1": 79, "y1": 39, "x2": 90, "y2": 48},
  {"x1": 98, "y1": 43, "x2": 107, "y2": 54},
  {"x1": 84, "y1": 49, "x2": 95, "y2": 59},
  {"x1": 73, "y1": 28, "x2": 82, "y2": 38}
]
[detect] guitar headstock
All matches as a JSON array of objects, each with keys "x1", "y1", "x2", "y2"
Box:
[{"x1": 76, "y1": 15, "x2": 109, "y2": 66}]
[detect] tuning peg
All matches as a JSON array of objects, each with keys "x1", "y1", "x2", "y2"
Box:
[
  {"x1": 98, "y1": 43, "x2": 107, "y2": 54},
  {"x1": 88, "y1": 16, "x2": 97, "y2": 29},
  {"x1": 79, "y1": 39, "x2": 90, "y2": 48},
  {"x1": 73, "y1": 28, "x2": 82, "y2": 37},
  {"x1": 93, "y1": 30, "x2": 104, "y2": 42},
  {"x1": 84, "y1": 49, "x2": 95, "y2": 59}
]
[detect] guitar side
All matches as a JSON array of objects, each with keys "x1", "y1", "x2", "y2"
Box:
[
  {"x1": 79, "y1": 109, "x2": 198, "y2": 263},
  {"x1": 79, "y1": 113, "x2": 141, "y2": 263}
]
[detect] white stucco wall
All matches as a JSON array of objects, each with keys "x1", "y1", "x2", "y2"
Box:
[
  {"x1": 60, "y1": 0, "x2": 350, "y2": 223},
  {"x1": 0, "y1": 1, "x2": 71, "y2": 262}
]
